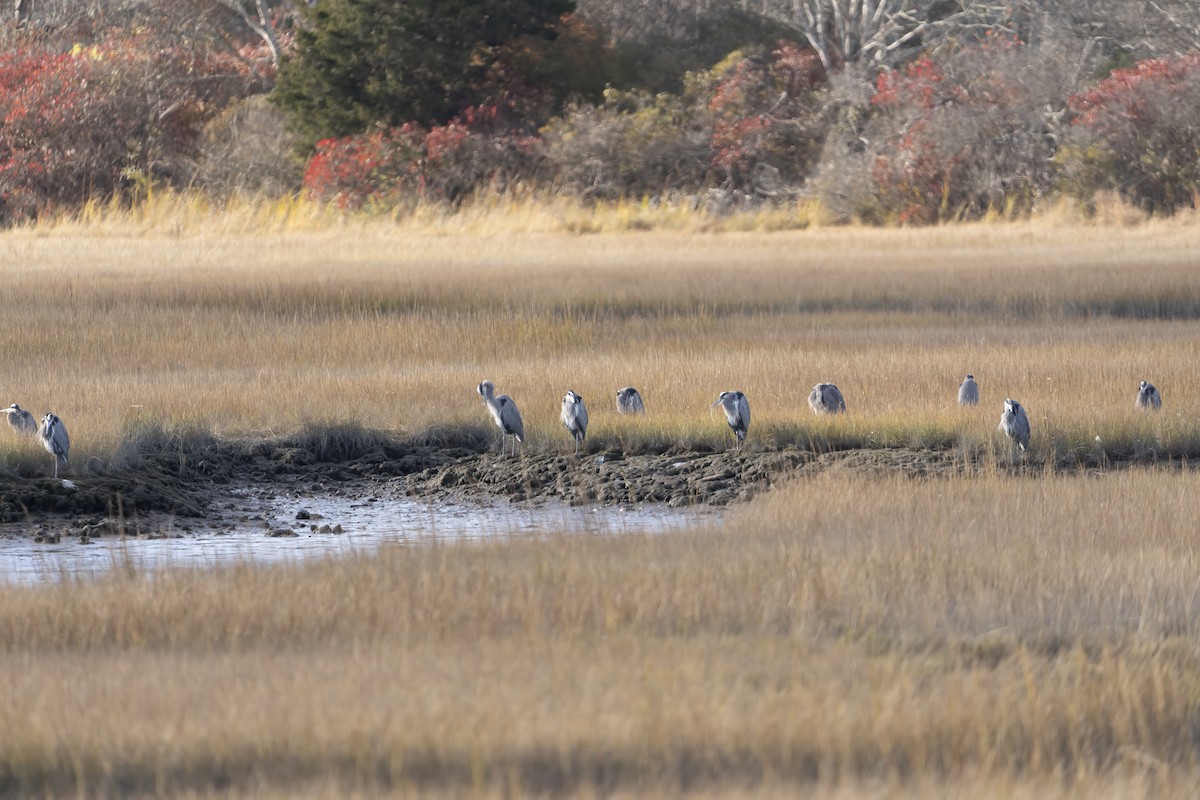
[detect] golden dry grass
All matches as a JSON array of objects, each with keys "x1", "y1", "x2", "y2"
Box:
[
  {"x1": 4, "y1": 210, "x2": 1200, "y2": 795},
  {"x1": 4, "y1": 470, "x2": 1200, "y2": 796},
  {"x1": 0, "y1": 214, "x2": 1199, "y2": 466}
]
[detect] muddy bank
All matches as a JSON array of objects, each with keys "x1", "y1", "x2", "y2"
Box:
[
  {"x1": 0, "y1": 430, "x2": 977, "y2": 537},
  {"x1": 391, "y1": 446, "x2": 977, "y2": 508},
  {"x1": 0, "y1": 423, "x2": 1172, "y2": 536}
]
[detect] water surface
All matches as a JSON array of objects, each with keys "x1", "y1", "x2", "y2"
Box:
[{"x1": 0, "y1": 493, "x2": 716, "y2": 585}]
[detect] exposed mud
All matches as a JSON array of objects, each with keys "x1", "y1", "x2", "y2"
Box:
[
  {"x1": 0, "y1": 424, "x2": 1173, "y2": 539},
  {"x1": 391, "y1": 446, "x2": 977, "y2": 509}
]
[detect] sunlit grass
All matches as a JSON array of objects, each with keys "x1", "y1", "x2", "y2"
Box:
[
  {"x1": 0, "y1": 218, "x2": 1198, "y2": 469},
  {"x1": 4, "y1": 211, "x2": 1200, "y2": 796},
  {"x1": 4, "y1": 469, "x2": 1200, "y2": 795}
]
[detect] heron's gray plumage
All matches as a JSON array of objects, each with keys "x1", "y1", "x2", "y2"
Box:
[
  {"x1": 998, "y1": 398, "x2": 1030, "y2": 453},
  {"x1": 712, "y1": 391, "x2": 750, "y2": 450},
  {"x1": 1136, "y1": 380, "x2": 1162, "y2": 411},
  {"x1": 2, "y1": 403, "x2": 35, "y2": 435},
  {"x1": 478, "y1": 380, "x2": 524, "y2": 456},
  {"x1": 958, "y1": 374, "x2": 979, "y2": 406},
  {"x1": 808, "y1": 383, "x2": 846, "y2": 414},
  {"x1": 615, "y1": 386, "x2": 645, "y2": 414},
  {"x1": 561, "y1": 390, "x2": 588, "y2": 455},
  {"x1": 38, "y1": 412, "x2": 69, "y2": 478}
]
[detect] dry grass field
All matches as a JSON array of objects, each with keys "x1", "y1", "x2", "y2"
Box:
[
  {"x1": 4, "y1": 470, "x2": 1200, "y2": 796},
  {"x1": 3, "y1": 209, "x2": 1200, "y2": 796},
  {"x1": 0, "y1": 210, "x2": 1198, "y2": 464}
]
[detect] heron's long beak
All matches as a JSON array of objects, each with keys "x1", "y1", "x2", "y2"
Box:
[{"x1": 710, "y1": 400, "x2": 721, "y2": 408}]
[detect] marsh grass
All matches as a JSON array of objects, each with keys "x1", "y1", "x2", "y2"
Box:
[
  {"x1": 4, "y1": 214, "x2": 1200, "y2": 794},
  {"x1": 0, "y1": 218, "x2": 1199, "y2": 471},
  {"x1": 4, "y1": 470, "x2": 1200, "y2": 796}
]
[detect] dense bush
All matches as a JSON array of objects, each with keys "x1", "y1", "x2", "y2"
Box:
[
  {"x1": 539, "y1": 88, "x2": 710, "y2": 200},
  {"x1": 302, "y1": 41, "x2": 829, "y2": 208},
  {"x1": 303, "y1": 107, "x2": 539, "y2": 208},
  {"x1": 864, "y1": 36, "x2": 1062, "y2": 223},
  {"x1": 706, "y1": 43, "x2": 828, "y2": 198},
  {"x1": 0, "y1": 46, "x2": 155, "y2": 219},
  {"x1": 1066, "y1": 54, "x2": 1200, "y2": 212},
  {"x1": 195, "y1": 95, "x2": 302, "y2": 198},
  {"x1": 0, "y1": 32, "x2": 274, "y2": 221},
  {"x1": 540, "y1": 42, "x2": 827, "y2": 203}
]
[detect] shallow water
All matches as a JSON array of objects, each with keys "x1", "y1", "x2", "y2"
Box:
[{"x1": 0, "y1": 494, "x2": 716, "y2": 585}]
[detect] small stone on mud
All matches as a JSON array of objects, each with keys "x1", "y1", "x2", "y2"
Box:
[
  {"x1": 295, "y1": 509, "x2": 312, "y2": 520},
  {"x1": 267, "y1": 528, "x2": 298, "y2": 538}
]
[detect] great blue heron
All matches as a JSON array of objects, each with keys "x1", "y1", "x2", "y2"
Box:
[
  {"x1": 1136, "y1": 380, "x2": 1162, "y2": 411},
  {"x1": 958, "y1": 374, "x2": 979, "y2": 406},
  {"x1": 478, "y1": 380, "x2": 524, "y2": 456},
  {"x1": 561, "y1": 390, "x2": 588, "y2": 455},
  {"x1": 615, "y1": 386, "x2": 645, "y2": 414},
  {"x1": 998, "y1": 398, "x2": 1030, "y2": 453},
  {"x1": 38, "y1": 412, "x2": 69, "y2": 478},
  {"x1": 1, "y1": 403, "x2": 35, "y2": 434},
  {"x1": 808, "y1": 383, "x2": 846, "y2": 414},
  {"x1": 712, "y1": 391, "x2": 750, "y2": 451}
]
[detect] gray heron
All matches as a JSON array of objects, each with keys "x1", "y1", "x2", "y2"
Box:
[
  {"x1": 958, "y1": 374, "x2": 979, "y2": 406},
  {"x1": 1136, "y1": 380, "x2": 1162, "y2": 411},
  {"x1": 560, "y1": 390, "x2": 588, "y2": 455},
  {"x1": 2, "y1": 403, "x2": 35, "y2": 434},
  {"x1": 478, "y1": 380, "x2": 524, "y2": 456},
  {"x1": 38, "y1": 412, "x2": 69, "y2": 478},
  {"x1": 808, "y1": 383, "x2": 846, "y2": 414},
  {"x1": 998, "y1": 398, "x2": 1030, "y2": 453},
  {"x1": 615, "y1": 386, "x2": 645, "y2": 415},
  {"x1": 712, "y1": 391, "x2": 750, "y2": 451}
]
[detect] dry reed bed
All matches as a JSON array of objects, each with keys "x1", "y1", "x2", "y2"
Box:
[
  {"x1": 0, "y1": 222, "x2": 1199, "y2": 467},
  {"x1": 3, "y1": 469, "x2": 1200, "y2": 796}
]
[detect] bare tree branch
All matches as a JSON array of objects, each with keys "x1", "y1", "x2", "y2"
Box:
[{"x1": 213, "y1": 0, "x2": 281, "y2": 64}]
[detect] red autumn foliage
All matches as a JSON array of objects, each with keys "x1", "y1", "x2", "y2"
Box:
[
  {"x1": 1070, "y1": 54, "x2": 1200, "y2": 130},
  {"x1": 0, "y1": 32, "x2": 276, "y2": 221},
  {"x1": 706, "y1": 42, "x2": 827, "y2": 195},
  {"x1": 868, "y1": 34, "x2": 1050, "y2": 223},
  {"x1": 0, "y1": 46, "x2": 149, "y2": 219},
  {"x1": 1067, "y1": 54, "x2": 1200, "y2": 211},
  {"x1": 303, "y1": 106, "x2": 539, "y2": 208}
]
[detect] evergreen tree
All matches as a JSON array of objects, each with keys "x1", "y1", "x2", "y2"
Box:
[{"x1": 274, "y1": 0, "x2": 574, "y2": 150}]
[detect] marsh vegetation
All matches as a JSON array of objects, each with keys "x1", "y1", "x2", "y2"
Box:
[{"x1": 2, "y1": 217, "x2": 1200, "y2": 796}]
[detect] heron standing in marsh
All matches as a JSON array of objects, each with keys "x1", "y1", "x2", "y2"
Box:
[
  {"x1": 478, "y1": 380, "x2": 524, "y2": 456},
  {"x1": 615, "y1": 387, "x2": 645, "y2": 415},
  {"x1": 712, "y1": 391, "x2": 750, "y2": 451},
  {"x1": 808, "y1": 383, "x2": 846, "y2": 414},
  {"x1": 560, "y1": 390, "x2": 588, "y2": 455},
  {"x1": 998, "y1": 398, "x2": 1030, "y2": 454},
  {"x1": 1136, "y1": 380, "x2": 1162, "y2": 410},
  {"x1": 38, "y1": 412, "x2": 69, "y2": 478},
  {"x1": 958, "y1": 374, "x2": 979, "y2": 406},
  {"x1": 1, "y1": 403, "x2": 35, "y2": 434}
]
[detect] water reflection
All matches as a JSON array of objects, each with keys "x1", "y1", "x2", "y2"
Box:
[{"x1": 0, "y1": 495, "x2": 716, "y2": 585}]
